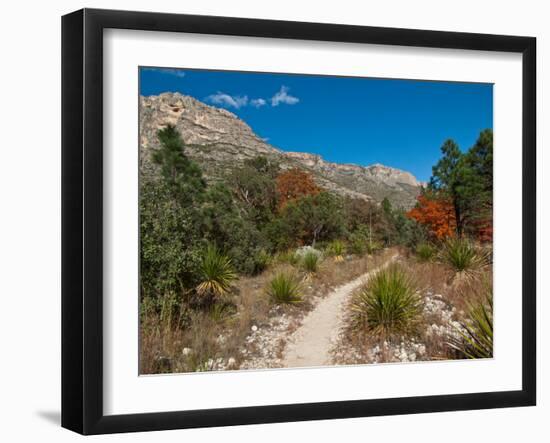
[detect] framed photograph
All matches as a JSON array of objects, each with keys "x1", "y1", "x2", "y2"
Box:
[{"x1": 62, "y1": 8, "x2": 536, "y2": 435}]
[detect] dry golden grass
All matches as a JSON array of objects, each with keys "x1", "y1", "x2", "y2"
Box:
[
  {"x1": 334, "y1": 252, "x2": 492, "y2": 365},
  {"x1": 140, "y1": 248, "x2": 397, "y2": 373},
  {"x1": 399, "y1": 258, "x2": 492, "y2": 314}
]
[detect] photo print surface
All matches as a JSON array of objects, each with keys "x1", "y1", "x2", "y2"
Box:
[{"x1": 138, "y1": 67, "x2": 493, "y2": 375}]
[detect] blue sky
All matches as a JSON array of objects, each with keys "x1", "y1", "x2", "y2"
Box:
[{"x1": 140, "y1": 67, "x2": 493, "y2": 182}]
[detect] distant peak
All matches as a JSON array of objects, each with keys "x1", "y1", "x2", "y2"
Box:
[{"x1": 140, "y1": 93, "x2": 421, "y2": 207}]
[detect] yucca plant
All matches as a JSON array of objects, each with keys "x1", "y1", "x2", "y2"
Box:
[
  {"x1": 328, "y1": 240, "x2": 345, "y2": 262},
  {"x1": 416, "y1": 243, "x2": 436, "y2": 262},
  {"x1": 267, "y1": 272, "x2": 302, "y2": 304},
  {"x1": 440, "y1": 237, "x2": 490, "y2": 273},
  {"x1": 352, "y1": 265, "x2": 422, "y2": 337},
  {"x1": 440, "y1": 237, "x2": 476, "y2": 271},
  {"x1": 448, "y1": 293, "x2": 493, "y2": 359},
  {"x1": 301, "y1": 251, "x2": 320, "y2": 273},
  {"x1": 196, "y1": 245, "x2": 237, "y2": 298},
  {"x1": 208, "y1": 301, "x2": 237, "y2": 322}
]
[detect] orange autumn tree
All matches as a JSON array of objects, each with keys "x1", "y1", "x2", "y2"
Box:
[
  {"x1": 276, "y1": 167, "x2": 320, "y2": 209},
  {"x1": 470, "y1": 211, "x2": 493, "y2": 243},
  {"x1": 407, "y1": 193, "x2": 456, "y2": 240}
]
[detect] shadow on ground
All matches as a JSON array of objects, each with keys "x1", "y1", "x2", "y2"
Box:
[{"x1": 36, "y1": 410, "x2": 61, "y2": 426}]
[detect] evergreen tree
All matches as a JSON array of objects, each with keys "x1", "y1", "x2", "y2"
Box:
[
  {"x1": 429, "y1": 132, "x2": 493, "y2": 239},
  {"x1": 152, "y1": 125, "x2": 206, "y2": 204},
  {"x1": 464, "y1": 129, "x2": 493, "y2": 240},
  {"x1": 140, "y1": 126, "x2": 207, "y2": 299},
  {"x1": 430, "y1": 139, "x2": 470, "y2": 236}
]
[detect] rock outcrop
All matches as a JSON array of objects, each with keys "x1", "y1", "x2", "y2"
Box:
[{"x1": 140, "y1": 92, "x2": 421, "y2": 208}]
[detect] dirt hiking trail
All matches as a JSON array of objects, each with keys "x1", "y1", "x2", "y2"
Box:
[{"x1": 282, "y1": 255, "x2": 397, "y2": 368}]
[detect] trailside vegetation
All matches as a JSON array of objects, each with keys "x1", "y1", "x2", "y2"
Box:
[
  {"x1": 409, "y1": 130, "x2": 493, "y2": 242},
  {"x1": 140, "y1": 125, "x2": 493, "y2": 372}
]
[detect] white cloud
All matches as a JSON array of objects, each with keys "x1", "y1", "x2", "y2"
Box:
[
  {"x1": 251, "y1": 98, "x2": 267, "y2": 108},
  {"x1": 161, "y1": 68, "x2": 186, "y2": 78},
  {"x1": 204, "y1": 88, "x2": 299, "y2": 110},
  {"x1": 206, "y1": 92, "x2": 249, "y2": 109},
  {"x1": 271, "y1": 86, "x2": 299, "y2": 106},
  {"x1": 143, "y1": 67, "x2": 186, "y2": 78}
]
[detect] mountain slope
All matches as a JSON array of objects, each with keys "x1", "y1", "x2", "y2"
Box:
[{"x1": 139, "y1": 92, "x2": 421, "y2": 208}]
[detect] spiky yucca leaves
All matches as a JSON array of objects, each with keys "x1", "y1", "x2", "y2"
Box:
[
  {"x1": 328, "y1": 240, "x2": 345, "y2": 262},
  {"x1": 196, "y1": 245, "x2": 237, "y2": 298},
  {"x1": 416, "y1": 243, "x2": 436, "y2": 262},
  {"x1": 267, "y1": 272, "x2": 302, "y2": 304},
  {"x1": 440, "y1": 237, "x2": 490, "y2": 273},
  {"x1": 301, "y1": 251, "x2": 320, "y2": 273},
  {"x1": 448, "y1": 292, "x2": 493, "y2": 359},
  {"x1": 208, "y1": 301, "x2": 237, "y2": 322},
  {"x1": 352, "y1": 265, "x2": 422, "y2": 337}
]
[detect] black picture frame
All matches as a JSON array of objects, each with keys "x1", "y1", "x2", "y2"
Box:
[{"x1": 62, "y1": 8, "x2": 536, "y2": 435}]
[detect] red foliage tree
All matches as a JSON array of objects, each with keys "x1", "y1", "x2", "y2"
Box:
[
  {"x1": 470, "y1": 213, "x2": 493, "y2": 243},
  {"x1": 276, "y1": 168, "x2": 320, "y2": 209},
  {"x1": 406, "y1": 193, "x2": 456, "y2": 240}
]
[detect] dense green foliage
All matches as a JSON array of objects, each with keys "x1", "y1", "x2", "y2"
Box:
[
  {"x1": 141, "y1": 126, "x2": 491, "y2": 319},
  {"x1": 201, "y1": 182, "x2": 268, "y2": 275},
  {"x1": 352, "y1": 265, "x2": 422, "y2": 336},
  {"x1": 140, "y1": 126, "x2": 209, "y2": 296},
  {"x1": 230, "y1": 156, "x2": 279, "y2": 226},
  {"x1": 348, "y1": 226, "x2": 369, "y2": 255},
  {"x1": 429, "y1": 130, "x2": 493, "y2": 238},
  {"x1": 140, "y1": 126, "x2": 274, "y2": 307},
  {"x1": 140, "y1": 125, "x2": 430, "y2": 306},
  {"x1": 265, "y1": 191, "x2": 345, "y2": 250}
]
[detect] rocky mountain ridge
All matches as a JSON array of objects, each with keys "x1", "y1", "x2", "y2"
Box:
[{"x1": 139, "y1": 92, "x2": 421, "y2": 207}]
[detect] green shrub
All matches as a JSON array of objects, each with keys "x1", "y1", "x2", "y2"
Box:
[
  {"x1": 365, "y1": 240, "x2": 383, "y2": 255},
  {"x1": 301, "y1": 251, "x2": 320, "y2": 273},
  {"x1": 348, "y1": 231, "x2": 367, "y2": 255},
  {"x1": 273, "y1": 192, "x2": 346, "y2": 247},
  {"x1": 196, "y1": 245, "x2": 237, "y2": 298},
  {"x1": 416, "y1": 243, "x2": 436, "y2": 262},
  {"x1": 252, "y1": 250, "x2": 272, "y2": 275},
  {"x1": 267, "y1": 272, "x2": 302, "y2": 304},
  {"x1": 276, "y1": 250, "x2": 300, "y2": 266},
  {"x1": 327, "y1": 240, "x2": 346, "y2": 262},
  {"x1": 202, "y1": 183, "x2": 268, "y2": 276},
  {"x1": 448, "y1": 292, "x2": 493, "y2": 359},
  {"x1": 140, "y1": 178, "x2": 204, "y2": 298},
  {"x1": 440, "y1": 237, "x2": 489, "y2": 273},
  {"x1": 352, "y1": 265, "x2": 422, "y2": 336}
]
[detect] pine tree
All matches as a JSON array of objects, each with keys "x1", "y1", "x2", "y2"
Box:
[{"x1": 152, "y1": 125, "x2": 206, "y2": 204}]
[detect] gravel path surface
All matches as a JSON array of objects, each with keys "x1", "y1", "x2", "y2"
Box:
[{"x1": 282, "y1": 255, "x2": 397, "y2": 368}]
